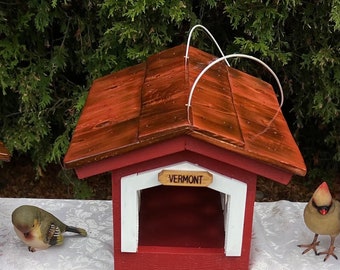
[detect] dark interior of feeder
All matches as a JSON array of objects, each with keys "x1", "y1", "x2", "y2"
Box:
[{"x1": 138, "y1": 185, "x2": 225, "y2": 248}]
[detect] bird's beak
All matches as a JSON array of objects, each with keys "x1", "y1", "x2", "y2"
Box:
[{"x1": 319, "y1": 208, "x2": 328, "y2": 215}]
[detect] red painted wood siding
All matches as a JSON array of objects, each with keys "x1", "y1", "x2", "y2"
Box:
[{"x1": 111, "y1": 152, "x2": 257, "y2": 270}]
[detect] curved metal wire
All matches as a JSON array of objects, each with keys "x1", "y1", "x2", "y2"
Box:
[{"x1": 184, "y1": 24, "x2": 230, "y2": 67}]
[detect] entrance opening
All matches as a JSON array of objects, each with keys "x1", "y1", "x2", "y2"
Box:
[{"x1": 138, "y1": 185, "x2": 224, "y2": 248}]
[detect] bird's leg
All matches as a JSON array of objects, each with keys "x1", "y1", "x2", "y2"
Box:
[
  {"x1": 297, "y1": 233, "x2": 320, "y2": 255},
  {"x1": 28, "y1": 246, "x2": 36, "y2": 252},
  {"x1": 317, "y1": 236, "x2": 338, "y2": 261}
]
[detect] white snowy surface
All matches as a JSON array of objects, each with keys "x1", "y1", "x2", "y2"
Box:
[
  {"x1": 0, "y1": 198, "x2": 113, "y2": 270},
  {"x1": 0, "y1": 198, "x2": 339, "y2": 269},
  {"x1": 251, "y1": 200, "x2": 340, "y2": 270}
]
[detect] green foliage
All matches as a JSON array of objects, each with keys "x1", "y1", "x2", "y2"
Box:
[
  {"x1": 98, "y1": 0, "x2": 196, "y2": 64},
  {"x1": 224, "y1": 0, "x2": 340, "y2": 179},
  {"x1": 0, "y1": 0, "x2": 339, "y2": 192},
  {"x1": 58, "y1": 169, "x2": 94, "y2": 199}
]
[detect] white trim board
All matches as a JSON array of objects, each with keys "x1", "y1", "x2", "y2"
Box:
[{"x1": 121, "y1": 161, "x2": 247, "y2": 256}]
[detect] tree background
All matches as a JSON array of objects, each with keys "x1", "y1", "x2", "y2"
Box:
[{"x1": 0, "y1": 0, "x2": 339, "y2": 194}]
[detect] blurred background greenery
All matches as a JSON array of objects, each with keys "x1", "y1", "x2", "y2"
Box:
[{"x1": 0, "y1": 0, "x2": 339, "y2": 198}]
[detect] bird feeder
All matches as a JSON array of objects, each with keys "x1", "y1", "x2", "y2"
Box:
[
  {"x1": 64, "y1": 43, "x2": 306, "y2": 269},
  {"x1": 0, "y1": 141, "x2": 10, "y2": 162}
]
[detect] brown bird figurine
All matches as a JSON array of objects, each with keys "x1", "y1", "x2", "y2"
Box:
[{"x1": 298, "y1": 181, "x2": 340, "y2": 261}]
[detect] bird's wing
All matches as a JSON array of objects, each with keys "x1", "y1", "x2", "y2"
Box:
[{"x1": 45, "y1": 223, "x2": 64, "y2": 246}]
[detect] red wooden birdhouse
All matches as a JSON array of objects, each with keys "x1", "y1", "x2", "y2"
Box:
[
  {"x1": 0, "y1": 141, "x2": 10, "y2": 162},
  {"x1": 64, "y1": 43, "x2": 306, "y2": 270}
]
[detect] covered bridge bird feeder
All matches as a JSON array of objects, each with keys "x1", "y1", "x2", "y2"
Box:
[
  {"x1": 0, "y1": 141, "x2": 10, "y2": 162},
  {"x1": 64, "y1": 27, "x2": 306, "y2": 269}
]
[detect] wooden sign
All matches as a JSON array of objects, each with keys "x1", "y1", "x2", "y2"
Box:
[{"x1": 158, "y1": 170, "x2": 213, "y2": 187}]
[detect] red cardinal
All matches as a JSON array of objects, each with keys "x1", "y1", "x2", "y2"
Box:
[{"x1": 298, "y1": 181, "x2": 340, "y2": 261}]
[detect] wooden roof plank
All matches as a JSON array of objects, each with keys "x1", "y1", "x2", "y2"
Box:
[
  {"x1": 191, "y1": 106, "x2": 245, "y2": 146},
  {"x1": 189, "y1": 56, "x2": 244, "y2": 147},
  {"x1": 63, "y1": 119, "x2": 139, "y2": 166},
  {"x1": 227, "y1": 67, "x2": 306, "y2": 174},
  {"x1": 64, "y1": 64, "x2": 145, "y2": 165},
  {"x1": 139, "y1": 46, "x2": 188, "y2": 138}
]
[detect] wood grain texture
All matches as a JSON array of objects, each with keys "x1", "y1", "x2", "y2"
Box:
[
  {"x1": 0, "y1": 141, "x2": 10, "y2": 162},
  {"x1": 158, "y1": 170, "x2": 213, "y2": 187},
  {"x1": 64, "y1": 44, "x2": 306, "y2": 177}
]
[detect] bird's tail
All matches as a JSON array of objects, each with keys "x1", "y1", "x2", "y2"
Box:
[{"x1": 65, "y1": 226, "x2": 87, "y2": 237}]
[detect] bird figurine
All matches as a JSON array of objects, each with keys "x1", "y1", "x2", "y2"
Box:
[
  {"x1": 12, "y1": 205, "x2": 87, "y2": 252},
  {"x1": 298, "y1": 181, "x2": 340, "y2": 261}
]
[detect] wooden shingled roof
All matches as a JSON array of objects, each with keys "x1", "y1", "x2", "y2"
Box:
[
  {"x1": 0, "y1": 141, "x2": 10, "y2": 162},
  {"x1": 64, "y1": 44, "x2": 306, "y2": 176}
]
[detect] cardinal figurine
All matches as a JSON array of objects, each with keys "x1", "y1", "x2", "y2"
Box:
[{"x1": 298, "y1": 181, "x2": 340, "y2": 261}]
